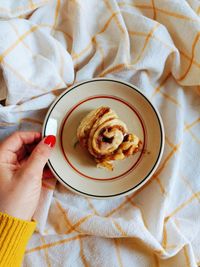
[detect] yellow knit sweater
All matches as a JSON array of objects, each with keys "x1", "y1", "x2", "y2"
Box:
[{"x1": 0, "y1": 212, "x2": 36, "y2": 267}]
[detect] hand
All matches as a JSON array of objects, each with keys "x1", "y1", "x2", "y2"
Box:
[{"x1": 0, "y1": 131, "x2": 56, "y2": 221}]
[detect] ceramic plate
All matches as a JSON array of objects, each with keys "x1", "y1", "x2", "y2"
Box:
[{"x1": 42, "y1": 78, "x2": 164, "y2": 198}]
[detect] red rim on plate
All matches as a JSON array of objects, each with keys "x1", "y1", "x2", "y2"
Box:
[{"x1": 60, "y1": 95, "x2": 147, "y2": 181}]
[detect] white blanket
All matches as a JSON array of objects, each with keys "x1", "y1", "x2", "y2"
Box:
[{"x1": 0, "y1": 0, "x2": 200, "y2": 266}]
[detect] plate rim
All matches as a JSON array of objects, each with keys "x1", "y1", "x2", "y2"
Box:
[
  {"x1": 60, "y1": 94, "x2": 146, "y2": 181},
  {"x1": 42, "y1": 78, "x2": 165, "y2": 199}
]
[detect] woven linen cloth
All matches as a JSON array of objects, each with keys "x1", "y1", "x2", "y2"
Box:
[{"x1": 0, "y1": 0, "x2": 200, "y2": 266}]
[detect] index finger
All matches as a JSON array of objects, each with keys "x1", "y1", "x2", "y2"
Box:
[{"x1": 0, "y1": 131, "x2": 41, "y2": 153}]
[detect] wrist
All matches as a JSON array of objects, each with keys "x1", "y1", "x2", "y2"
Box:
[{"x1": 0, "y1": 207, "x2": 32, "y2": 222}]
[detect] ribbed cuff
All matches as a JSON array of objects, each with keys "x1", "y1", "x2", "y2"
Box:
[{"x1": 0, "y1": 212, "x2": 36, "y2": 267}]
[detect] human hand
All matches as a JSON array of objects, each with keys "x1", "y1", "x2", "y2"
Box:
[{"x1": 0, "y1": 131, "x2": 56, "y2": 221}]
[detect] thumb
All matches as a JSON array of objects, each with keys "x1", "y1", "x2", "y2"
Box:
[{"x1": 20, "y1": 135, "x2": 56, "y2": 178}]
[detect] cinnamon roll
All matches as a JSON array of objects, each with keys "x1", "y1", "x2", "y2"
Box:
[{"x1": 77, "y1": 106, "x2": 141, "y2": 171}]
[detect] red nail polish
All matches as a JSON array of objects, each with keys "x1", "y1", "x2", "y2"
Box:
[{"x1": 44, "y1": 135, "x2": 56, "y2": 148}]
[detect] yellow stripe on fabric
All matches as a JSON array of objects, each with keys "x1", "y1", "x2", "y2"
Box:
[
  {"x1": 72, "y1": 37, "x2": 96, "y2": 60},
  {"x1": 26, "y1": 235, "x2": 86, "y2": 254},
  {"x1": 82, "y1": 36, "x2": 105, "y2": 73},
  {"x1": 159, "y1": 91, "x2": 181, "y2": 107},
  {"x1": 79, "y1": 237, "x2": 89, "y2": 267},
  {"x1": 118, "y1": 2, "x2": 198, "y2": 21},
  {"x1": 2, "y1": 60, "x2": 50, "y2": 92},
  {"x1": 197, "y1": 6, "x2": 200, "y2": 15},
  {"x1": 156, "y1": 7, "x2": 198, "y2": 21},
  {"x1": 114, "y1": 239, "x2": 123, "y2": 267},
  {"x1": 139, "y1": 175, "x2": 167, "y2": 197},
  {"x1": 184, "y1": 118, "x2": 200, "y2": 130},
  {"x1": 165, "y1": 136, "x2": 175, "y2": 149},
  {"x1": 72, "y1": 11, "x2": 121, "y2": 60},
  {"x1": 182, "y1": 176, "x2": 200, "y2": 203},
  {"x1": 127, "y1": 172, "x2": 166, "y2": 200},
  {"x1": 99, "y1": 63, "x2": 135, "y2": 77},
  {"x1": 112, "y1": 220, "x2": 127, "y2": 236},
  {"x1": 151, "y1": 0, "x2": 156, "y2": 20},
  {"x1": 65, "y1": 214, "x2": 93, "y2": 235},
  {"x1": 183, "y1": 246, "x2": 191, "y2": 267},
  {"x1": 99, "y1": 12, "x2": 121, "y2": 35},
  {"x1": 177, "y1": 33, "x2": 200, "y2": 81},
  {"x1": 154, "y1": 176, "x2": 166, "y2": 195},
  {"x1": 53, "y1": 0, "x2": 61, "y2": 30},
  {"x1": 132, "y1": 23, "x2": 160, "y2": 65},
  {"x1": 96, "y1": 42, "x2": 105, "y2": 72},
  {"x1": 180, "y1": 50, "x2": 200, "y2": 68},
  {"x1": 29, "y1": 0, "x2": 35, "y2": 10},
  {"x1": 104, "y1": 0, "x2": 125, "y2": 34},
  {"x1": 56, "y1": 201, "x2": 90, "y2": 266},
  {"x1": 105, "y1": 198, "x2": 129, "y2": 217},
  {"x1": 39, "y1": 23, "x2": 73, "y2": 41},
  {"x1": 162, "y1": 223, "x2": 168, "y2": 248},
  {"x1": 129, "y1": 168, "x2": 167, "y2": 198},
  {"x1": 23, "y1": 82, "x2": 64, "y2": 102},
  {"x1": 154, "y1": 142, "x2": 182, "y2": 177},
  {"x1": 70, "y1": 0, "x2": 81, "y2": 7},
  {"x1": 129, "y1": 31, "x2": 147, "y2": 37},
  {"x1": 3, "y1": 60, "x2": 64, "y2": 97},
  {"x1": 85, "y1": 198, "x2": 99, "y2": 215},
  {"x1": 106, "y1": 174, "x2": 166, "y2": 218},
  {"x1": 55, "y1": 201, "x2": 79, "y2": 233},
  {"x1": 118, "y1": 2, "x2": 154, "y2": 10},
  {"x1": 129, "y1": 30, "x2": 200, "y2": 69},
  {"x1": 20, "y1": 118, "x2": 43, "y2": 125},
  {"x1": 0, "y1": 26, "x2": 39, "y2": 63},
  {"x1": 106, "y1": 192, "x2": 158, "y2": 219},
  {"x1": 129, "y1": 30, "x2": 174, "y2": 54},
  {"x1": 40, "y1": 236, "x2": 52, "y2": 267},
  {"x1": 141, "y1": 141, "x2": 181, "y2": 195},
  {"x1": 125, "y1": 196, "x2": 149, "y2": 229},
  {"x1": 10, "y1": 22, "x2": 33, "y2": 53},
  {"x1": 151, "y1": 73, "x2": 171, "y2": 97},
  {"x1": 165, "y1": 191, "x2": 200, "y2": 223},
  {"x1": 56, "y1": 201, "x2": 94, "y2": 235},
  {"x1": 70, "y1": 5, "x2": 194, "y2": 69},
  {"x1": 187, "y1": 128, "x2": 200, "y2": 144}
]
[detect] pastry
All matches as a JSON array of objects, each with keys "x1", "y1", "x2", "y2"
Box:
[{"x1": 77, "y1": 106, "x2": 141, "y2": 171}]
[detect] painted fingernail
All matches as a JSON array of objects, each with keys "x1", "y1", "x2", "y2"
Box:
[{"x1": 44, "y1": 135, "x2": 56, "y2": 148}]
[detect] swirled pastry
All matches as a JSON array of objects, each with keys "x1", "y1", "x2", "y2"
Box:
[{"x1": 77, "y1": 106, "x2": 141, "y2": 170}]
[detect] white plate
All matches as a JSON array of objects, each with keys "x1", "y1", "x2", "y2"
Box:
[{"x1": 42, "y1": 78, "x2": 164, "y2": 198}]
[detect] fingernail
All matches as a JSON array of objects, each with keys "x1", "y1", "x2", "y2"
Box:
[{"x1": 44, "y1": 135, "x2": 56, "y2": 148}]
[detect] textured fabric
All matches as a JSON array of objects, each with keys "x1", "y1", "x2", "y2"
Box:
[
  {"x1": 0, "y1": 212, "x2": 36, "y2": 267},
  {"x1": 0, "y1": 0, "x2": 200, "y2": 266}
]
